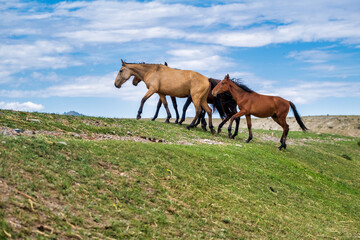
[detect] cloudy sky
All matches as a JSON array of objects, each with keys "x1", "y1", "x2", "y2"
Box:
[{"x1": 1, "y1": 0, "x2": 359, "y2": 118}]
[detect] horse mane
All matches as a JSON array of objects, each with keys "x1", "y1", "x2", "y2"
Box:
[
  {"x1": 208, "y1": 78, "x2": 221, "y2": 89},
  {"x1": 231, "y1": 78, "x2": 253, "y2": 93},
  {"x1": 124, "y1": 61, "x2": 167, "y2": 66}
]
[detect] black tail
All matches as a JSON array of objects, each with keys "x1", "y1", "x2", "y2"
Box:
[
  {"x1": 208, "y1": 78, "x2": 225, "y2": 119},
  {"x1": 290, "y1": 101, "x2": 308, "y2": 131},
  {"x1": 213, "y1": 97, "x2": 226, "y2": 119}
]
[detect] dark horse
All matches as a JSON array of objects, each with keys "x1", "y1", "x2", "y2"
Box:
[
  {"x1": 212, "y1": 74, "x2": 308, "y2": 150},
  {"x1": 179, "y1": 78, "x2": 241, "y2": 139}
]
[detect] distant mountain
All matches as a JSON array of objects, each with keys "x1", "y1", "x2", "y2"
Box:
[{"x1": 63, "y1": 111, "x2": 84, "y2": 116}]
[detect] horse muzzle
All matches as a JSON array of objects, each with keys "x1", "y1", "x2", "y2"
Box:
[
  {"x1": 114, "y1": 82, "x2": 121, "y2": 88},
  {"x1": 211, "y1": 90, "x2": 218, "y2": 97}
]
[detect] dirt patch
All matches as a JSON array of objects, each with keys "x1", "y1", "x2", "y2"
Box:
[
  {"x1": 175, "y1": 115, "x2": 360, "y2": 137},
  {"x1": 0, "y1": 127, "x2": 166, "y2": 144}
]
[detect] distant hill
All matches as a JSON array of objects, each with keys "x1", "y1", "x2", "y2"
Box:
[{"x1": 63, "y1": 110, "x2": 84, "y2": 116}]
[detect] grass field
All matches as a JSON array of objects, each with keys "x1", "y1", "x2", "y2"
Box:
[{"x1": 1, "y1": 110, "x2": 360, "y2": 239}]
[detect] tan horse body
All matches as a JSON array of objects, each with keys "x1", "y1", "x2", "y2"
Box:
[
  {"x1": 212, "y1": 74, "x2": 308, "y2": 150},
  {"x1": 132, "y1": 73, "x2": 180, "y2": 123},
  {"x1": 115, "y1": 60, "x2": 215, "y2": 133}
]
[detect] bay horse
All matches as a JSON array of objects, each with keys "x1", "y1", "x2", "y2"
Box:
[
  {"x1": 115, "y1": 60, "x2": 215, "y2": 133},
  {"x1": 212, "y1": 74, "x2": 308, "y2": 150}
]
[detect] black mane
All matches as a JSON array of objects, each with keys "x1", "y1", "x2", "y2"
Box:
[
  {"x1": 231, "y1": 78, "x2": 253, "y2": 93},
  {"x1": 124, "y1": 61, "x2": 166, "y2": 66}
]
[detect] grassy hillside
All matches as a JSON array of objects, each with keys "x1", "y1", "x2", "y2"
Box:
[{"x1": 0, "y1": 110, "x2": 359, "y2": 239}]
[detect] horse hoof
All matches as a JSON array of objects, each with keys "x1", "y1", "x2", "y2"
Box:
[
  {"x1": 136, "y1": 115, "x2": 141, "y2": 120},
  {"x1": 217, "y1": 128, "x2": 222, "y2": 134},
  {"x1": 202, "y1": 126, "x2": 207, "y2": 131},
  {"x1": 230, "y1": 136, "x2": 235, "y2": 139},
  {"x1": 151, "y1": 118, "x2": 155, "y2": 121},
  {"x1": 175, "y1": 120, "x2": 179, "y2": 124},
  {"x1": 211, "y1": 129, "x2": 216, "y2": 135},
  {"x1": 186, "y1": 125, "x2": 191, "y2": 130},
  {"x1": 164, "y1": 119, "x2": 170, "y2": 123}
]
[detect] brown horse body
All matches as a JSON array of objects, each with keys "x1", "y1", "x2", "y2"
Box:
[
  {"x1": 115, "y1": 60, "x2": 215, "y2": 133},
  {"x1": 212, "y1": 74, "x2": 308, "y2": 150}
]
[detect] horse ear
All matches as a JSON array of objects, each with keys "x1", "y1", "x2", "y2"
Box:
[
  {"x1": 225, "y1": 74, "x2": 230, "y2": 80},
  {"x1": 121, "y1": 59, "x2": 126, "y2": 66},
  {"x1": 164, "y1": 62, "x2": 168, "y2": 66}
]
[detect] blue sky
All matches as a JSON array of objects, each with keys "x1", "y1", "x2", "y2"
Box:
[{"x1": 0, "y1": 0, "x2": 360, "y2": 118}]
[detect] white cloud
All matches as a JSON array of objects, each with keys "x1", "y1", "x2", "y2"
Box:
[
  {"x1": 0, "y1": 72, "x2": 149, "y2": 101},
  {"x1": 287, "y1": 49, "x2": 360, "y2": 78},
  {"x1": 287, "y1": 50, "x2": 333, "y2": 63},
  {"x1": 58, "y1": 27, "x2": 185, "y2": 43},
  {"x1": 0, "y1": 101, "x2": 44, "y2": 112},
  {"x1": 0, "y1": 41, "x2": 82, "y2": 82},
  {"x1": 46, "y1": 0, "x2": 360, "y2": 47},
  {"x1": 167, "y1": 45, "x2": 233, "y2": 73},
  {"x1": 269, "y1": 81, "x2": 360, "y2": 104}
]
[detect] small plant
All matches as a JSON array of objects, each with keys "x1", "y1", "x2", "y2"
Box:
[
  {"x1": 222, "y1": 218, "x2": 231, "y2": 224},
  {"x1": 341, "y1": 154, "x2": 352, "y2": 160}
]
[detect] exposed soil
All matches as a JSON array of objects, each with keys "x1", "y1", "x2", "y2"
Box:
[{"x1": 174, "y1": 115, "x2": 360, "y2": 137}]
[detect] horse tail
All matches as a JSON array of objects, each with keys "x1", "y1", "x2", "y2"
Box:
[
  {"x1": 289, "y1": 101, "x2": 308, "y2": 131},
  {"x1": 212, "y1": 97, "x2": 226, "y2": 119},
  {"x1": 208, "y1": 78, "x2": 225, "y2": 119}
]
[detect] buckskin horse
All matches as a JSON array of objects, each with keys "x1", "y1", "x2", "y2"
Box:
[
  {"x1": 133, "y1": 74, "x2": 228, "y2": 131},
  {"x1": 212, "y1": 74, "x2": 308, "y2": 150},
  {"x1": 132, "y1": 75, "x2": 180, "y2": 123},
  {"x1": 115, "y1": 60, "x2": 215, "y2": 133}
]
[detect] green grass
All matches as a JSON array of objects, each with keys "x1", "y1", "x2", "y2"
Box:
[{"x1": 0, "y1": 110, "x2": 360, "y2": 239}]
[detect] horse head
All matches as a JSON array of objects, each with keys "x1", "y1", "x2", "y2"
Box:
[
  {"x1": 114, "y1": 60, "x2": 132, "y2": 88},
  {"x1": 212, "y1": 74, "x2": 230, "y2": 97}
]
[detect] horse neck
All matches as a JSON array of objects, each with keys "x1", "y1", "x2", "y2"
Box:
[
  {"x1": 228, "y1": 81, "x2": 249, "y2": 102},
  {"x1": 128, "y1": 64, "x2": 157, "y2": 80}
]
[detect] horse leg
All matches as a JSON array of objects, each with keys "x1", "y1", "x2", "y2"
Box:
[
  {"x1": 194, "y1": 110, "x2": 204, "y2": 127},
  {"x1": 186, "y1": 95, "x2": 202, "y2": 130},
  {"x1": 271, "y1": 114, "x2": 284, "y2": 145},
  {"x1": 159, "y1": 94, "x2": 171, "y2": 123},
  {"x1": 229, "y1": 105, "x2": 240, "y2": 139},
  {"x1": 279, "y1": 118, "x2": 289, "y2": 150},
  {"x1": 171, "y1": 96, "x2": 180, "y2": 124},
  {"x1": 152, "y1": 97, "x2": 162, "y2": 121},
  {"x1": 179, "y1": 96, "x2": 192, "y2": 125},
  {"x1": 201, "y1": 100, "x2": 215, "y2": 134},
  {"x1": 137, "y1": 88, "x2": 156, "y2": 120},
  {"x1": 227, "y1": 110, "x2": 246, "y2": 139},
  {"x1": 217, "y1": 115, "x2": 231, "y2": 134},
  {"x1": 200, "y1": 110, "x2": 207, "y2": 131},
  {"x1": 272, "y1": 114, "x2": 289, "y2": 150},
  {"x1": 231, "y1": 117, "x2": 240, "y2": 139},
  {"x1": 244, "y1": 115, "x2": 253, "y2": 143}
]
